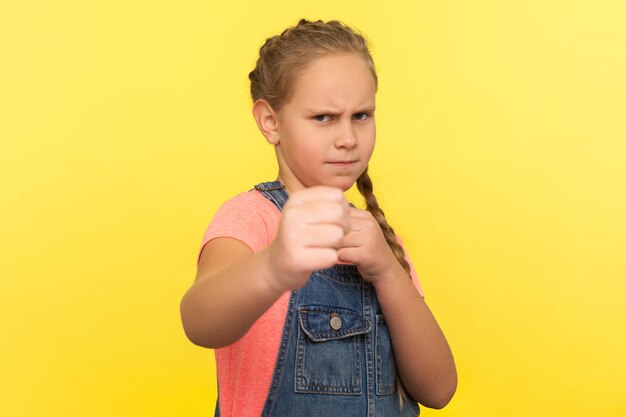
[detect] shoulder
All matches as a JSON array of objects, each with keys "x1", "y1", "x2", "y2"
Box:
[
  {"x1": 210, "y1": 189, "x2": 281, "y2": 235},
  {"x1": 197, "y1": 189, "x2": 280, "y2": 265},
  {"x1": 216, "y1": 189, "x2": 265, "y2": 211},
  {"x1": 215, "y1": 189, "x2": 279, "y2": 218}
]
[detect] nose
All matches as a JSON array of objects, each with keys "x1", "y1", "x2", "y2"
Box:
[{"x1": 334, "y1": 120, "x2": 358, "y2": 149}]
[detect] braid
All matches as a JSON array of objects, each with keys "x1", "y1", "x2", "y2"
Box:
[
  {"x1": 356, "y1": 167, "x2": 411, "y2": 278},
  {"x1": 356, "y1": 166, "x2": 416, "y2": 411}
]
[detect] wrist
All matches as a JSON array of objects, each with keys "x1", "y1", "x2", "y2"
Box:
[
  {"x1": 257, "y1": 247, "x2": 290, "y2": 296},
  {"x1": 372, "y1": 257, "x2": 408, "y2": 290}
]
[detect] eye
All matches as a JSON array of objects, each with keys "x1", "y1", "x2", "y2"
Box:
[
  {"x1": 352, "y1": 112, "x2": 371, "y2": 121},
  {"x1": 313, "y1": 114, "x2": 331, "y2": 122}
]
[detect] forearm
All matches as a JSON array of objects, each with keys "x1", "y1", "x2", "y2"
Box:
[
  {"x1": 374, "y1": 263, "x2": 457, "y2": 409},
  {"x1": 180, "y1": 247, "x2": 285, "y2": 348}
]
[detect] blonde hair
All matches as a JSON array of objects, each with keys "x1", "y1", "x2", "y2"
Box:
[
  {"x1": 249, "y1": 19, "x2": 416, "y2": 411},
  {"x1": 249, "y1": 19, "x2": 377, "y2": 110}
]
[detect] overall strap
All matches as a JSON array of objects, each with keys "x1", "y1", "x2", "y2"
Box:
[
  {"x1": 253, "y1": 181, "x2": 289, "y2": 212},
  {"x1": 253, "y1": 180, "x2": 357, "y2": 210}
]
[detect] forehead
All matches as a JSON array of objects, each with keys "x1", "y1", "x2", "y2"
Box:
[{"x1": 288, "y1": 53, "x2": 376, "y2": 109}]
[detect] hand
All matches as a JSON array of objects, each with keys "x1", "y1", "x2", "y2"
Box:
[
  {"x1": 337, "y1": 207, "x2": 400, "y2": 285},
  {"x1": 267, "y1": 186, "x2": 351, "y2": 291}
]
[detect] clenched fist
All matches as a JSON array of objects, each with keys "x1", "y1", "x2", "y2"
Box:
[{"x1": 266, "y1": 186, "x2": 351, "y2": 291}]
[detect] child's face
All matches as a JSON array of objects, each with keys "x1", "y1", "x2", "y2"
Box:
[{"x1": 274, "y1": 52, "x2": 377, "y2": 193}]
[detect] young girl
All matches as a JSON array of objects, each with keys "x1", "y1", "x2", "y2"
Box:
[{"x1": 180, "y1": 19, "x2": 457, "y2": 417}]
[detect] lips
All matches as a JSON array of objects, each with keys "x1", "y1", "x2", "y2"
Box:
[{"x1": 328, "y1": 160, "x2": 357, "y2": 164}]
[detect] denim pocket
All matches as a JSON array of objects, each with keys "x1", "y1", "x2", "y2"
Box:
[
  {"x1": 295, "y1": 306, "x2": 370, "y2": 395},
  {"x1": 375, "y1": 314, "x2": 397, "y2": 395}
]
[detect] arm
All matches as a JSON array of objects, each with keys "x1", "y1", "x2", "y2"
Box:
[
  {"x1": 374, "y1": 261, "x2": 457, "y2": 409},
  {"x1": 179, "y1": 238, "x2": 284, "y2": 348},
  {"x1": 336, "y1": 207, "x2": 457, "y2": 408},
  {"x1": 180, "y1": 186, "x2": 351, "y2": 349}
]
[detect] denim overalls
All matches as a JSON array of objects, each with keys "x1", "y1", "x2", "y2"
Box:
[{"x1": 215, "y1": 181, "x2": 420, "y2": 417}]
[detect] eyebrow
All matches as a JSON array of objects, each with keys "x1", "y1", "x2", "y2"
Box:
[{"x1": 305, "y1": 106, "x2": 376, "y2": 114}]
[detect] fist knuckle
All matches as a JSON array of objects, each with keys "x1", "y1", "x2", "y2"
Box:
[
  {"x1": 333, "y1": 227, "x2": 344, "y2": 244},
  {"x1": 333, "y1": 204, "x2": 344, "y2": 219}
]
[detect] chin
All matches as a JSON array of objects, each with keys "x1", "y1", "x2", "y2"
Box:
[
  {"x1": 332, "y1": 178, "x2": 357, "y2": 191},
  {"x1": 309, "y1": 177, "x2": 356, "y2": 191}
]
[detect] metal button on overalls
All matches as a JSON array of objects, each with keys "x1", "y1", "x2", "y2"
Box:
[{"x1": 329, "y1": 313, "x2": 342, "y2": 330}]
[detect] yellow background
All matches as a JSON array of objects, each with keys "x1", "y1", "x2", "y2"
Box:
[{"x1": 1, "y1": 1, "x2": 625, "y2": 416}]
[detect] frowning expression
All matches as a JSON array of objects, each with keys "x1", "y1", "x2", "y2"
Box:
[{"x1": 273, "y1": 52, "x2": 377, "y2": 193}]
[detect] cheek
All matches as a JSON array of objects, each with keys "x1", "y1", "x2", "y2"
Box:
[
  {"x1": 292, "y1": 136, "x2": 324, "y2": 169},
  {"x1": 362, "y1": 126, "x2": 376, "y2": 154}
]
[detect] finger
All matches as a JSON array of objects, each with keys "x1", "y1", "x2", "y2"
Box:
[
  {"x1": 349, "y1": 206, "x2": 371, "y2": 218},
  {"x1": 339, "y1": 230, "x2": 360, "y2": 248},
  {"x1": 349, "y1": 209, "x2": 378, "y2": 233},
  {"x1": 346, "y1": 214, "x2": 366, "y2": 233},
  {"x1": 302, "y1": 224, "x2": 345, "y2": 249},
  {"x1": 337, "y1": 247, "x2": 359, "y2": 265},
  {"x1": 289, "y1": 186, "x2": 346, "y2": 206},
  {"x1": 287, "y1": 202, "x2": 350, "y2": 234},
  {"x1": 301, "y1": 248, "x2": 339, "y2": 271},
  {"x1": 299, "y1": 201, "x2": 350, "y2": 225}
]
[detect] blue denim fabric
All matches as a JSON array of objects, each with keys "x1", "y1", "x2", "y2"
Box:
[{"x1": 215, "y1": 181, "x2": 420, "y2": 417}]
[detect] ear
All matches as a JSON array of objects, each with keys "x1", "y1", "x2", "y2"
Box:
[{"x1": 252, "y1": 99, "x2": 280, "y2": 145}]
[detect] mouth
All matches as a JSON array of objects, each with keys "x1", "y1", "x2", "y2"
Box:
[{"x1": 328, "y1": 160, "x2": 357, "y2": 165}]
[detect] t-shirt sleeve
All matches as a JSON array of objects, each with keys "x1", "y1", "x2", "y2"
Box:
[
  {"x1": 196, "y1": 192, "x2": 270, "y2": 267},
  {"x1": 396, "y1": 236, "x2": 425, "y2": 298}
]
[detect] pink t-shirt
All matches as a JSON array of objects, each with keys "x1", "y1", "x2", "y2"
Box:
[{"x1": 197, "y1": 189, "x2": 424, "y2": 417}]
